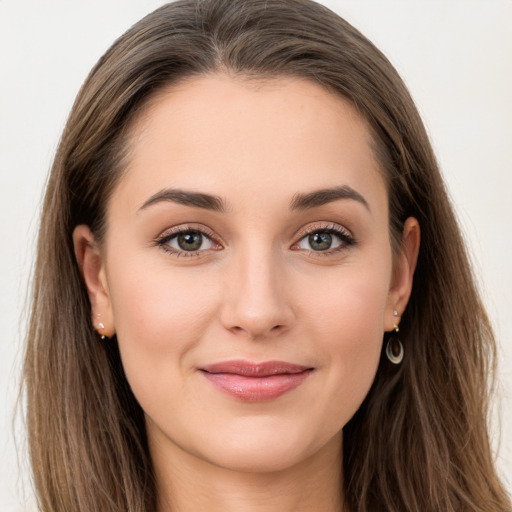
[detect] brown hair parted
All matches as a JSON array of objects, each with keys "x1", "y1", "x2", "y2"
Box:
[{"x1": 24, "y1": 0, "x2": 511, "y2": 511}]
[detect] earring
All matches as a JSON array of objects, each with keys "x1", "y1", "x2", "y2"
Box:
[
  {"x1": 95, "y1": 313, "x2": 107, "y2": 340},
  {"x1": 393, "y1": 309, "x2": 400, "y2": 333},
  {"x1": 386, "y1": 309, "x2": 403, "y2": 364},
  {"x1": 386, "y1": 336, "x2": 404, "y2": 364}
]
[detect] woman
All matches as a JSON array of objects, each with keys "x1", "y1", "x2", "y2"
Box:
[{"x1": 23, "y1": 0, "x2": 511, "y2": 510}]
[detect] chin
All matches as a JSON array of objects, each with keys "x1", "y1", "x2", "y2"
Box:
[
  {"x1": 195, "y1": 424, "x2": 342, "y2": 474},
  {"x1": 206, "y1": 449, "x2": 309, "y2": 474}
]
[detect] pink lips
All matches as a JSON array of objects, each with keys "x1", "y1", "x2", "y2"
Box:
[{"x1": 200, "y1": 360, "x2": 313, "y2": 402}]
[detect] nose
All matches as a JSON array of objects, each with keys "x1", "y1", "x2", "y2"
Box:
[{"x1": 220, "y1": 250, "x2": 295, "y2": 340}]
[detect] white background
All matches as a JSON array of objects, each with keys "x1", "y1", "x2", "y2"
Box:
[{"x1": 1, "y1": 1, "x2": 511, "y2": 509}]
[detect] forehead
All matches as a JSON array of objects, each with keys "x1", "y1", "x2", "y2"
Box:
[{"x1": 113, "y1": 74, "x2": 387, "y2": 215}]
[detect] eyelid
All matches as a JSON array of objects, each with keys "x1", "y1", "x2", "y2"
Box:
[
  {"x1": 291, "y1": 222, "x2": 356, "y2": 253},
  {"x1": 154, "y1": 223, "x2": 223, "y2": 257},
  {"x1": 294, "y1": 222, "x2": 353, "y2": 241},
  {"x1": 153, "y1": 221, "x2": 355, "y2": 257}
]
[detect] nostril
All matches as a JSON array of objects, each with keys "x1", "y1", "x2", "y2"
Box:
[{"x1": 228, "y1": 323, "x2": 287, "y2": 339}]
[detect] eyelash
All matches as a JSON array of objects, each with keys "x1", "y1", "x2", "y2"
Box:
[
  {"x1": 154, "y1": 225, "x2": 221, "y2": 258},
  {"x1": 292, "y1": 223, "x2": 356, "y2": 255},
  {"x1": 154, "y1": 223, "x2": 356, "y2": 258}
]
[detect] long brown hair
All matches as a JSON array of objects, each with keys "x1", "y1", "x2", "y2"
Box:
[{"x1": 24, "y1": 1, "x2": 511, "y2": 510}]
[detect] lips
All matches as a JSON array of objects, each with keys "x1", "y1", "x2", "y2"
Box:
[{"x1": 199, "y1": 360, "x2": 313, "y2": 402}]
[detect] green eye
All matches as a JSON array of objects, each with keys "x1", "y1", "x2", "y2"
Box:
[
  {"x1": 294, "y1": 226, "x2": 354, "y2": 253},
  {"x1": 177, "y1": 231, "x2": 204, "y2": 251},
  {"x1": 308, "y1": 232, "x2": 333, "y2": 251},
  {"x1": 160, "y1": 229, "x2": 217, "y2": 254}
]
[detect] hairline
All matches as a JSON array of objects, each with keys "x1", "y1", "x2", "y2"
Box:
[{"x1": 97, "y1": 70, "x2": 398, "y2": 251}]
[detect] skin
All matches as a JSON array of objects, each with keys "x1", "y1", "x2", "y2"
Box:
[{"x1": 74, "y1": 75, "x2": 420, "y2": 512}]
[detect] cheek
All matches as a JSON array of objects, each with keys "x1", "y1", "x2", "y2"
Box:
[
  {"x1": 301, "y1": 266, "x2": 389, "y2": 422},
  {"x1": 106, "y1": 259, "x2": 220, "y2": 405},
  {"x1": 303, "y1": 261, "x2": 390, "y2": 346},
  {"x1": 111, "y1": 266, "x2": 216, "y2": 343}
]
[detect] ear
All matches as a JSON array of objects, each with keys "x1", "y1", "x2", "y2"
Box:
[
  {"x1": 73, "y1": 225, "x2": 115, "y2": 338},
  {"x1": 385, "y1": 217, "x2": 420, "y2": 331}
]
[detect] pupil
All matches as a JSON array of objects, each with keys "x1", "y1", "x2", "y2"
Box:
[
  {"x1": 178, "y1": 231, "x2": 202, "y2": 251},
  {"x1": 309, "y1": 232, "x2": 332, "y2": 250}
]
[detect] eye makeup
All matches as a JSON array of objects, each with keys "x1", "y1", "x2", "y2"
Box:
[
  {"x1": 153, "y1": 220, "x2": 356, "y2": 259},
  {"x1": 291, "y1": 222, "x2": 356, "y2": 256},
  {"x1": 154, "y1": 224, "x2": 222, "y2": 258}
]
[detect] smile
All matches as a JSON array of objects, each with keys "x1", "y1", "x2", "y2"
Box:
[{"x1": 199, "y1": 360, "x2": 314, "y2": 402}]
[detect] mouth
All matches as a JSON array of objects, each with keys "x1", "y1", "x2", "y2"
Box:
[{"x1": 199, "y1": 360, "x2": 314, "y2": 402}]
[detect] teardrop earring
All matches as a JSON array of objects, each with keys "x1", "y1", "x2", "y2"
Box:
[
  {"x1": 386, "y1": 310, "x2": 403, "y2": 364},
  {"x1": 386, "y1": 335, "x2": 404, "y2": 364}
]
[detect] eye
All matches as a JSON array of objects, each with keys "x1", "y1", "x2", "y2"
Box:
[
  {"x1": 171, "y1": 231, "x2": 211, "y2": 251},
  {"x1": 156, "y1": 227, "x2": 221, "y2": 256},
  {"x1": 293, "y1": 225, "x2": 355, "y2": 253},
  {"x1": 297, "y1": 230, "x2": 342, "y2": 251}
]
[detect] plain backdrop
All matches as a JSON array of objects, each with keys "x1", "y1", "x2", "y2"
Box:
[{"x1": 1, "y1": 0, "x2": 511, "y2": 509}]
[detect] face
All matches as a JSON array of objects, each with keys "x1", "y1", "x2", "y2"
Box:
[{"x1": 76, "y1": 75, "x2": 417, "y2": 475}]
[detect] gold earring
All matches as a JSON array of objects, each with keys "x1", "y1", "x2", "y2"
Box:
[
  {"x1": 96, "y1": 314, "x2": 107, "y2": 340},
  {"x1": 386, "y1": 309, "x2": 403, "y2": 364},
  {"x1": 393, "y1": 309, "x2": 400, "y2": 333}
]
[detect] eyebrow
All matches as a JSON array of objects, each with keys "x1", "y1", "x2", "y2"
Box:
[
  {"x1": 138, "y1": 188, "x2": 227, "y2": 213},
  {"x1": 290, "y1": 185, "x2": 370, "y2": 212},
  {"x1": 138, "y1": 184, "x2": 369, "y2": 214}
]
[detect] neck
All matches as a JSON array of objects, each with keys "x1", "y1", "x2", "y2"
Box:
[{"x1": 150, "y1": 429, "x2": 344, "y2": 512}]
